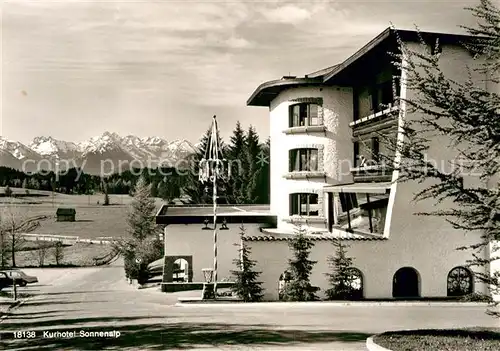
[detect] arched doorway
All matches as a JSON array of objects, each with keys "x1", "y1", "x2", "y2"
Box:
[
  {"x1": 447, "y1": 266, "x2": 473, "y2": 296},
  {"x1": 393, "y1": 267, "x2": 420, "y2": 298},
  {"x1": 348, "y1": 268, "x2": 364, "y2": 300},
  {"x1": 173, "y1": 258, "x2": 189, "y2": 283},
  {"x1": 278, "y1": 271, "x2": 292, "y2": 300}
]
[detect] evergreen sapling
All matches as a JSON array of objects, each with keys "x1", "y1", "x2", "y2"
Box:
[{"x1": 230, "y1": 225, "x2": 264, "y2": 302}]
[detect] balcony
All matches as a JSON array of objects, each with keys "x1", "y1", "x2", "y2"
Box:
[
  {"x1": 350, "y1": 104, "x2": 399, "y2": 132},
  {"x1": 283, "y1": 125, "x2": 327, "y2": 135},
  {"x1": 351, "y1": 162, "x2": 393, "y2": 183},
  {"x1": 283, "y1": 171, "x2": 326, "y2": 180}
]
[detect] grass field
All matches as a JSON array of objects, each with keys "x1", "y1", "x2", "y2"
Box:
[
  {"x1": 0, "y1": 188, "x2": 165, "y2": 239},
  {"x1": 14, "y1": 242, "x2": 114, "y2": 267}
]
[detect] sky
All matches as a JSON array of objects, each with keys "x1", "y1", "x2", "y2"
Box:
[{"x1": 0, "y1": 0, "x2": 485, "y2": 145}]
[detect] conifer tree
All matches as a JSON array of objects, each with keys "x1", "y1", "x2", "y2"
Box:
[
  {"x1": 247, "y1": 141, "x2": 270, "y2": 204},
  {"x1": 243, "y1": 126, "x2": 261, "y2": 203},
  {"x1": 325, "y1": 239, "x2": 358, "y2": 300},
  {"x1": 4, "y1": 185, "x2": 12, "y2": 197},
  {"x1": 127, "y1": 176, "x2": 158, "y2": 241},
  {"x1": 117, "y1": 175, "x2": 162, "y2": 282},
  {"x1": 227, "y1": 121, "x2": 247, "y2": 203},
  {"x1": 230, "y1": 225, "x2": 264, "y2": 302},
  {"x1": 282, "y1": 225, "x2": 320, "y2": 301},
  {"x1": 103, "y1": 182, "x2": 110, "y2": 206}
]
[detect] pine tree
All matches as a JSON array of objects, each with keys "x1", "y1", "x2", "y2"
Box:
[
  {"x1": 325, "y1": 239, "x2": 358, "y2": 300},
  {"x1": 388, "y1": 0, "x2": 500, "y2": 315},
  {"x1": 230, "y1": 225, "x2": 264, "y2": 302},
  {"x1": 247, "y1": 141, "x2": 270, "y2": 204},
  {"x1": 4, "y1": 185, "x2": 12, "y2": 197},
  {"x1": 243, "y1": 126, "x2": 261, "y2": 203},
  {"x1": 158, "y1": 177, "x2": 181, "y2": 203},
  {"x1": 282, "y1": 225, "x2": 320, "y2": 301},
  {"x1": 103, "y1": 182, "x2": 110, "y2": 206},
  {"x1": 117, "y1": 175, "x2": 162, "y2": 282},
  {"x1": 127, "y1": 176, "x2": 158, "y2": 241},
  {"x1": 226, "y1": 121, "x2": 247, "y2": 203}
]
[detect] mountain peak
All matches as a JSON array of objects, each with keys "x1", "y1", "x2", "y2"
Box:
[{"x1": 1, "y1": 133, "x2": 198, "y2": 173}]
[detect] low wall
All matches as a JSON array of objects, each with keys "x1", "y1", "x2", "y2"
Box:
[
  {"x1": 247, "y1": 235, "x2": 490, "y2": 301},
  {"x1": 161, "y1": 282, "x2": 234, "y2": 293},
  {"x1": 164, "y1": 223, "x2": 264, "y2": 282}
]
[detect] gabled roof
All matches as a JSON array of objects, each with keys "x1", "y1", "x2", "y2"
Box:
[
  {"x1": 56, "y1": 208, "x2": 76, "y2": 215},
  {"x1": 247, "y1": 27, "x2": 478, "y2": 106}
]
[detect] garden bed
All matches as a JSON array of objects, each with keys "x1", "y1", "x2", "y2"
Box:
[{"x1": 374, "y1": 328, "x2": 500, "y2": 351}]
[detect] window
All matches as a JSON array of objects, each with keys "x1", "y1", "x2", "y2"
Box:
[
  {"x1": 289, "y1": 193, "x2": 319, "y2": 216},
  {"x1": 289, "y1": 148, "x2": 318, "y2": 172},
  {"x1": 289, "y1": 103, "x2": 319, "y2": 127},
  {"x1": 371, "y1": 137, "x2": 380, "y2": 162},
  {"x1": 339, "y1": 192, "x2": 358, "y2": 212},
  {"x1": 378, "y1": 81, "x2": 394, "y2": 107},
  {"x1": 447, "y1": 267, "x2": 473, "y2": 297}
]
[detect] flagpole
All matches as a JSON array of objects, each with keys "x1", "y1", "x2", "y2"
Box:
[{"x1": 200, "y1": 115, "x2": 228, "y2": 296}]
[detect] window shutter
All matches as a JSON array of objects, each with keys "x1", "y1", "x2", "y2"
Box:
[{"x1": 309, "y1": 149, "x2": 318, "y2": 171}]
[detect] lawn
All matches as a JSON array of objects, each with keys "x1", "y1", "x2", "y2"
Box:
[
  {"x1": 0, "y1": 190, "x2": 164, "y2": 239},
  {"x1": 374, "y1": 328, "x2": 500, "y2": 351},
  {"x1": 13, "y1": 241, "x2": 114, "y2": 267}
]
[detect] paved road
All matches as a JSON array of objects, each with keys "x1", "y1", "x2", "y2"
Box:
[{"x1": 1, "y1": 261, "x2": 498, "y2": 350}]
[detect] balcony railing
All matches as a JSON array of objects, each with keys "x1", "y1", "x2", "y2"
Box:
[
  {"x1": 350, "y1": 104, "x2": 399, "y2": 129},
  {"x1": 351, "y1": 161, "x2": 394, "y2": 183}
]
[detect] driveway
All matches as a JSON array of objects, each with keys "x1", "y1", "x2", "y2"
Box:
[{"x1": 0, "y1": 260, "x2": 498, "y2": 350}]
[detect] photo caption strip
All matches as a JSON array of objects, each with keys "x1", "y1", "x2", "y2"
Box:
[{"x1": 2, "y1": 330, "x2": 121, "y2": 340}]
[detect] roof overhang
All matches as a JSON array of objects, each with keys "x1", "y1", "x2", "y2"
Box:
[
  {"x1": 323, "y1": 28, "x2": 479, "y2": 85},
  {"x1": 246, "y1": 77, "x2": 323, "y2": 107},
  {"x1": 246, "y1": 27, "x2": 481, "y2": 106},
  {"x1": 324, "y1": 182, "x2": 393, "y2": 194}
]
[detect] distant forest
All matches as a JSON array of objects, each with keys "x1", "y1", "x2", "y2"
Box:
[{"x1": 0, "y1": 121, "x2": 270, "y2": 205}]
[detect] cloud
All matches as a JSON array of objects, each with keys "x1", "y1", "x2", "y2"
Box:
[
  {"x1": 261, "y1": 5, "x2": 312, "y2": 24},
  {"x1": 2, "y1": 0, "x2": 479, "y2": 144}
]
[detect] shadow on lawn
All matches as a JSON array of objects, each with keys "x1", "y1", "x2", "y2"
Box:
[
  {"x1": 0, "y1": 320, "x2": 370, "y2": 350},
  {"x1": 2, "y1": 310, "x2": 81, "y2": 317},
  {"x1": 382, "y1": 328, "x2": 500, "y2": 340},
  {"x1": 42, "y1": 290, "x2": 115, "y2": 296},
  {"x1": 21, "y1": 300, "x2": 109, "y2": 307},
  {"x1": 1, "y1": 316, "x2": 172, "y2": 329}
]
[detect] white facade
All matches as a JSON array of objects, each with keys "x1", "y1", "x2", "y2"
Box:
[
  {"x1": 244, "y1": 29, "x2": 499, "y2": 301},
  {"x1": 160, "y1": 28, "x2": 499, "y2": 302},
  {"x1": 269, "y1": 86, "x2": 353, "y2": 232}
]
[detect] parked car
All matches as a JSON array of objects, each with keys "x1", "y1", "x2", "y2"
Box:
[
  {"x1": 0, "y1": 269, "x2": 38, "y2": 287},
  {"x1": 0, "y1": 272, "x2": 11, "y2": 291}
]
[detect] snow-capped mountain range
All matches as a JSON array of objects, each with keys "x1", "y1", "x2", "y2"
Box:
[{"x1": 0, "y1": 132, "x2": 199, "y2": 175}]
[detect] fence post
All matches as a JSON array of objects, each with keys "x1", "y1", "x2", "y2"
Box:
[{"x1": 13, "y1": 278, "x2": 17, "y2": 301}]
